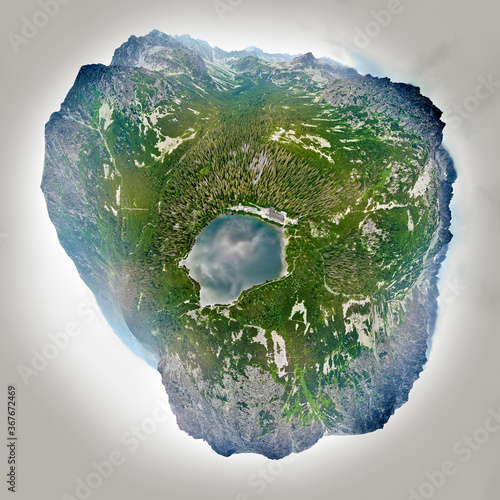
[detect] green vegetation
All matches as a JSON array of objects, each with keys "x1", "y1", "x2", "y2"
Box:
[{"x1": 51, "y1": 58, "x2": 441, "y2": 427}]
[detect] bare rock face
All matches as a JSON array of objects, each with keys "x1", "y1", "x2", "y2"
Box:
[
  {"x1": 111, "y1": 30, "x2": 207, "y2": 74},
  {"x1": 159, "y1": 353, "x2": 324, "y2": 458},
  {"x1": 42, "y1": 30, "x2": 455, "y2": 459}
]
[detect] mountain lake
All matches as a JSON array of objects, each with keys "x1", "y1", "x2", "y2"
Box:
[{"x1": 181, "y1": 213, "x2": 285, "y2": 306}]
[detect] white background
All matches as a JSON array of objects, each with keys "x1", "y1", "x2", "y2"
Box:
[{"x1": 1, "y1": 0, "x2": 500, "y2": 499}]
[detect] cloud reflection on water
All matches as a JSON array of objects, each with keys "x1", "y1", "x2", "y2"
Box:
[{"x1": 183, "y1": 214, "x2": 282, "y2": 306}]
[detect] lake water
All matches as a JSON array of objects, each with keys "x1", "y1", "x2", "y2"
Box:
[{"x1": 182, "y1": 214, "x2": 283, "y2": 306}]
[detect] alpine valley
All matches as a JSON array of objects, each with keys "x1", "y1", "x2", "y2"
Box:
[{"x1": 41, "y1": 30, "x2": 455, "y2": 459}]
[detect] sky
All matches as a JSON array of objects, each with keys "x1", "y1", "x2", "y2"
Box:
[{"x1": 1, "y1": 0, "x2": 500, "y2": 499}]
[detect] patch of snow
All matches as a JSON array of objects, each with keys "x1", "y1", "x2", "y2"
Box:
[
  {"x1": 220, "y1": 308, "x2": 231, "y2": 319},
  {"x1": 365, "y1": 199, "x2": 407, "y2": 212},
  {"x1": 345, "y1": 312, "x2": 372, "y2": 348},
  {"x1": 250, "y1": 326, "x2": 267, "y2": 349},
  {"x1": 342, "y1": 297, "x2": 371, "y2": 318},
  {"x1": 271, "y1": 331, "x2": 288, "y2": 377},
  {"x1": 99, "y1": 101, "x2": 114, "y2": 131},
  {"x1": 289, "y1": 299, "x2": 307, "y2": 323},
  {"x1": 149, "y1": 108, "x2": 173, "y2": 125},
  {"x1": 270, "y1": 127, "x2": 297, "y2": 143},
  {"x1": 305, "y1": 134, "x2": 331, "y2": 149},
  {"x1": 331, "y1": 207, "x2": 351, "y2": 225},
  {"x1": 232, "y1": 330, "x2": 243, "y2": 342},
  {"x1": 271, "y1": 128, "x2": 334, "y2": 163},
  {"x1": 186, "y1": 310, "x2": 199, "y2": 321},
  {"x1": 289, "y1": 299, "x2": 310, "y2": 333},
  {"x1": 323, "y1": 354, "x2": 335, "y2": 374},
  {"x1": 320, "y1": 304, "x2": 332, "y2": 325},
  {"x1": 153, "y1": 129, "x2": 196, "y2": 160},
  {"x1": 192, "y1": 83, "x2": 208, "y2": 94},
  {"x1": 407, "y1": 209, "x2": 414, "y2": 231}
]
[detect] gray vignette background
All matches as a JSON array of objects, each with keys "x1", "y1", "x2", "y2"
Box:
[{"x1": 1, "y1": 0, "x2": 500, "y2": 499}]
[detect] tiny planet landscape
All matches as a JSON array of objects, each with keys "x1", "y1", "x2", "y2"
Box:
[{"x1": 41, "y1": 30, "x2": 455, "y2": 459}]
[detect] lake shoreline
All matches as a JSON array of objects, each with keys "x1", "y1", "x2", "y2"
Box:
[
  {"x1": 181, "y1": 213, "x2": 285, "y2": 307},
  {"x1": 277, "y1": 226, "x2": 289, "y2": 279}
]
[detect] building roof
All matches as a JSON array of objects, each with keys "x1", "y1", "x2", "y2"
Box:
[{"x1": 268, "y1": 207, "x2": 285, "y2": 222}]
